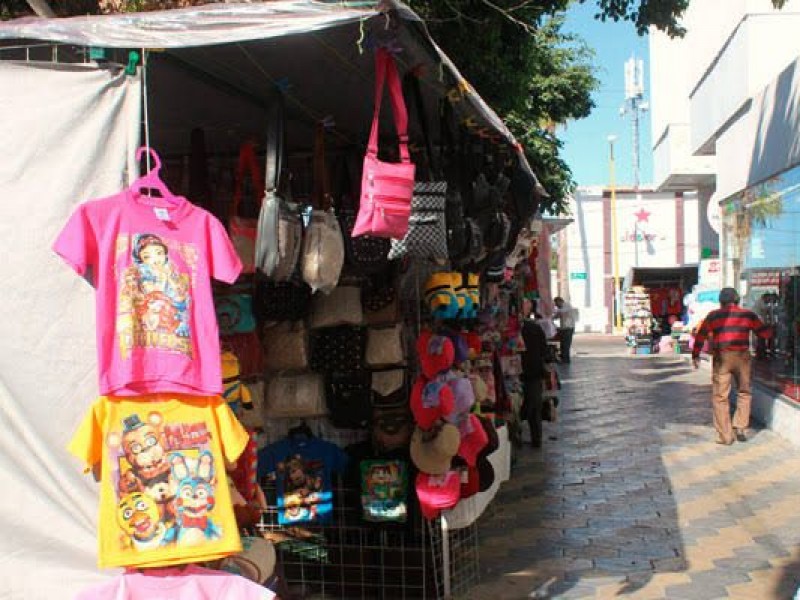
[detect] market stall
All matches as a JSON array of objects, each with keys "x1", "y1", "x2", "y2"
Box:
[{"x1": 0, "y1": 2, "x2": 543, "y2": 598}]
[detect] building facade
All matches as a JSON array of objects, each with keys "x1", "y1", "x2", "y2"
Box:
[
  {"x1": 649, "y1": 0, "x2": 800, "y2": 397},
  {"x1": 562, "y1": 187, "x2": 700, "y2": 333}
]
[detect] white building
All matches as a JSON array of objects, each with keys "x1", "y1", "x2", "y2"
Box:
[
  {"x1": 649, "y1": 0, "x2": 800, "y2": 281},
  {"x1": 562, "y1": 187, "x2": 700, "y2": 333}
]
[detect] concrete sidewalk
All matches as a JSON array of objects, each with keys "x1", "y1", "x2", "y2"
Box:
[{"x1": 467, "y1": 337, "x2": 800, "y2": 599}]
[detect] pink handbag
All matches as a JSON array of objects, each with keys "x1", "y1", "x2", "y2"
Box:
[{"x1": 352, "y1": 48, "x2": 416, "y2": 239}]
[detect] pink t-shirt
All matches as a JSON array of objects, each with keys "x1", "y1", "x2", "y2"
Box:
[
  {"x1": 74, "y1": 565, "x2": 276, "y2": 599},
  {"x1": 53, "y1": 190, "x2": 242, "y2": 396}
]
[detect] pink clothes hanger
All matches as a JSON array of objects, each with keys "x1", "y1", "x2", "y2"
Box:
[{"x1": 130, "y1": 146, "x2": 180, "y2": 206}]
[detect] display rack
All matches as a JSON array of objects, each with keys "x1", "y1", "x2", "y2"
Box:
[{"x1": 256, "y1": 480, "x2": 479, "y2": 599}]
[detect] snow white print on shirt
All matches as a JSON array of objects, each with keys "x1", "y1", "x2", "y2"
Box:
[
  {"x1": 107, "y1": 410, "x2": 221, "y2": 551},
  {"x1": 116, "y1": 233, "x2": 197, "y2": 359}
]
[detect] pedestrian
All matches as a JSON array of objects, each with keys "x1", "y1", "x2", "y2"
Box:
[
  {"x1": 692, "y1": 287, "x2": 773, "y2": 445},
  {"x1": 552, "y1": 297, "x2": 577, "y2": 363},
  {"x1": 521, "y1": 298, "x2": 548, "y2": 448}
]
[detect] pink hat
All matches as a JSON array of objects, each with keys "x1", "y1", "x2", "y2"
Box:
[
  {"x1": 416, "y1": 470, "x2": 461, "y2": 520},
  {"x1": 410, "y1": 376, "x2": 455, "y2": 430},
  {"x1": 416, "y1": 331, "x2": 455, "y2": 379},
  {"x1": 457, "y1": 414, "x2": 489, "y2": 467},
  {"x1": 445, "y1": 376, "x2": 475, "y2": 422}
]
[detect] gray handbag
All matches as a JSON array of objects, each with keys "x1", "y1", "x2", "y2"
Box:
[{"x1": 255, "y1": 92, "x2": 304, "y2": 281}]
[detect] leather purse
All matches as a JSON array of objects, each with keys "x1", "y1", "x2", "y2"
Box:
[
  {"x1": 310, "y1": 285, "x2": 363, "y2": 329},
  {"x1": 264, "y1": 373, "x2": 326, "y2": 418},
  {"x1": 262, "y1": 321, "x2": 309, "y2": 372},
  {"x1": 365, "y1": 324, "x2": 405, "y2": 368}
]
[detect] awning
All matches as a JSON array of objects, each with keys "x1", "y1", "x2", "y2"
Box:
[
  {"x1": 0, "y1": 0, "x2": 544, "y2": 193},
  {"x1": 624, "y1": 265, "x2": 699, "y2": 290}
]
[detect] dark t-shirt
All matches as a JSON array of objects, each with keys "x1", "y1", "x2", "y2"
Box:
[{"x1": 521, "y1": 319, "x2": 548, "y2": 380}]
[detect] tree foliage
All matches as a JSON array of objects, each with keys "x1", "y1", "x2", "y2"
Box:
[{"x1": 410, "y1": 1, "x2": 598, "y2": 214}]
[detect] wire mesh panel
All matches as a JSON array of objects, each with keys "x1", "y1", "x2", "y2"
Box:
[{"x1": 257, "y1": 479, "x2": 480, "y2": 599}]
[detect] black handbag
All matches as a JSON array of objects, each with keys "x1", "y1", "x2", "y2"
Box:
[
  {"x1": 253, "y1": 279, "x2": 312, "y2": 323},
  {"x1": 334, "y1": 153, "x2": 391, "y2": 275},
  {"x1": 326, "y1": 370, "x2": 373, "y2": 429},
  {"x1": 310, "y1": 326, "x2": 367, "y2": 373}
]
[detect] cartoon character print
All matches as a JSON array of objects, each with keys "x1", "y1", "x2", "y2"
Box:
[
  {"x1": 108, "y1": 411, "x2": 219, "y2": 551},
  {"x1": 278, "y1": 455, "x2": 323, "y2": 523},
  {"x1": 117, "y1": 233, "x2": 192, "y2": 359},
  {"x1": 170, "y1": 452, "x2": 221, "y2": 545},
  {"x1": 361, "y1": 461, "x2": 407, "y2": 522},
  {"x1": 117, "y1": 492, "x2": 168, "y2": 551}
]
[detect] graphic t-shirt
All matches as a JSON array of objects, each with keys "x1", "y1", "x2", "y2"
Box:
[
  {"x1": 257, "y1": 437, "x2": 349, "y2": 525},
  {"x1": 68, "y1": 395, "x2": 249, "y2": 569},
  {"x1": 74, "y1": 565, "x2": 276, "y2": 600},
  {"x1": 53, "y1": 191, "x2": 242, "y2": 396}
]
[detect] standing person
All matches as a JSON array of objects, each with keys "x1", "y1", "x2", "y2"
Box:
[
  {"x1": 692, "y1": 287, "x2": 772, "y2": 445},
  {"x1": 521, "y1": 298, "x2": 548, "y2": 448},
  {"x1": 553, "y1": 297, "x2": 577, "y2": 363}
]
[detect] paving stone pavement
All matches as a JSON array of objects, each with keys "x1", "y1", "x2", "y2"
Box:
[{"x1": 466, "y1": 336, "x2": 800, "y2": 599}]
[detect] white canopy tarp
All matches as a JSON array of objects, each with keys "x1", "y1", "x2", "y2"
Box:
[{"x1": 0, "y1": 60, "x2": 141, "y2": 600}]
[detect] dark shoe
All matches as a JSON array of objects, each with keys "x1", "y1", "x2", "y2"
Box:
[{"x1": 735, "y1": 429, "x2": 747, "y2": 443}]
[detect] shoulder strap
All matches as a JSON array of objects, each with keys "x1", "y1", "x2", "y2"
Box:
[
  {"x1": 404, "y1": 71, "x2": 437, "y2": 180},
  {"x1": 312, "y1": 123, "x2": 332, "y2": 210},
  {"x1": 264, "y1": 91, "x2": 285, "y2": 196},
  {"x1": 231, "y1": 141, "x2": 263, "y2": 218},
  {"x1": 367, "y1": 48, "x2": 410, "y2": 164}
]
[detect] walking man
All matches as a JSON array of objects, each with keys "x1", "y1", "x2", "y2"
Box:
[
  {"x1": 552, "y1": 297, "x2": 577, "y2": 363},
  {"x1": 692, "y1": 287, "x2": 772, "y2": 445},
  {"x1": 521, "y1": 298, "x2": 548, "y2": 448}
]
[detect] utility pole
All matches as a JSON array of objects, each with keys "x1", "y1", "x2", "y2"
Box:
[
  {"x1": 608, "y1": 135, "x2": 622, "y2": 332},
  {"x1": 622, "y1": 56, "x2": 649, "y2": 190}
]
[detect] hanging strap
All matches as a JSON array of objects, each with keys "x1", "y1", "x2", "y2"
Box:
[
  {"x1": 404, "y1": 71, "x2": 437, "y2": 180},
  {"x1": 231, "y1": 141, "x2": 264, "y2": 218},
  {"x1": 264, "y1": 91, "x2": 285, "y2": 196},
  {"x1": 367, "y1": 48, "x2": 410, "y2": 163},
  {"x1": 312, "y1": 123, "x2": 332, "y2": 210}
]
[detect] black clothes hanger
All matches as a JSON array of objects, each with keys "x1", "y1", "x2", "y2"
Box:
[{"x1": 288, "y1": 420, "x2": 313, "y2": 439}]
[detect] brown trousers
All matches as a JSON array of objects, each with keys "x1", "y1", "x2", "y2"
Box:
[{"x1": 711, "y1": 350, "x2": 752, "y2": 443}]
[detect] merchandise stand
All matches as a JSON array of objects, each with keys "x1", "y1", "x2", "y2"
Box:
[{"x1": 0, "y1": 3, "x2": 539, "y2": 599}]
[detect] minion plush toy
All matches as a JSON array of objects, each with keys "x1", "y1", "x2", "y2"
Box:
[{"x1": 221, "y1": 349, "x2": 252, "y2": 413}]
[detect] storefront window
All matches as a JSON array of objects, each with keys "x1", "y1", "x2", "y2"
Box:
[{"x1": 722, "y1": 164, "x2": 800, "y2": 400}]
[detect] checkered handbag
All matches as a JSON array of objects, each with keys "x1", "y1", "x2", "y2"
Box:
[{"x1": 388, "y1": 181, "x2": 448, "y2": 260}]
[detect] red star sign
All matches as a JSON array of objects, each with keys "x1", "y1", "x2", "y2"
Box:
[{"x1": 634, "y1": 208, "x2": 651, "y2": 223}]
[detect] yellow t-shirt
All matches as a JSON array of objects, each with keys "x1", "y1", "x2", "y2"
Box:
[{"x1": 68, "y1": 394, "x2": 249, "y2": 569}]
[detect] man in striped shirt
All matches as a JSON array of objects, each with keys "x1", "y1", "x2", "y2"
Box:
[{"x1": 692, "y1": 287, "x2": 773, "y2": 445}]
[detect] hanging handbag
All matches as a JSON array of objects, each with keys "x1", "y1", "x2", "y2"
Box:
[
  {"x1": 365, "y1": 324, "x2": 405, "y2": 368},
  {"x1": 254, "y1": 278, "x2": 312, "y2": 323},
  {"x1": 389, "y1": 74, "x2": 448, "y2": 260},
  {"x1": 255, "y1": 92, "x2": 304, "y2": 281},
  {"x1": 336, "y1": 153, "x2": 392, "y2": 275},
  {"x1": 229, "y1": 141, "x2": 263, "y2": 274},
  {"x1": 363, "y1": 268, "x2": 400, "y2": 325},
  {"x1": 220, "y1": 333, "x2": 263, "y2": 380},
  {"x1": 372, "y1": 405, "x2": 413, "y2": 453},
  {"x1": 351, "y1": 48, "x2": 415, "y2": 239},
  {"x1": 326, "y1": 370, "x2": 373, "y2": 429},
  {"x1": 262, "y1": 321, "x2": 309, "y2": 372},
  {"x1": 264, "y1": 373, "x2": 326, "y2": 418},
  {"x1": 310, "y1": 326, "x2": 366, "y2": 373},
  {"x1": 371, "y1": 368, "x2": 406, "y2": 407},
  {"x1": 215, "y1": 283, "x2": 257, "y2": 335},
  {"x1": 301, "y1": 123, "x2": 345, "y2": 294},
  {"x1": 310, "y1": 285, "x2": 363, "y2": 329}
]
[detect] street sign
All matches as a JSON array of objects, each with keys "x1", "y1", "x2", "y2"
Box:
[{"x1": 570, "y1": 272, "x2": 587, "y2": 280}]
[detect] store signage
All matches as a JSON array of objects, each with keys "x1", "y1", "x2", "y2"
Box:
[
  {"x1": 749, "y1": 271, "x2": 781, "y2": 287},
  {"x1": 698, "y1": 259, "x2": 721, "y2": 288},
  {"x1": 570, "y1": 272, "x2": 587, "y2": 280}
]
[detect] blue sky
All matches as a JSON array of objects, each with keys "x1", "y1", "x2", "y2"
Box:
[{"x1": 559, "y1": 1, "x2": 653, "y2": 188}]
